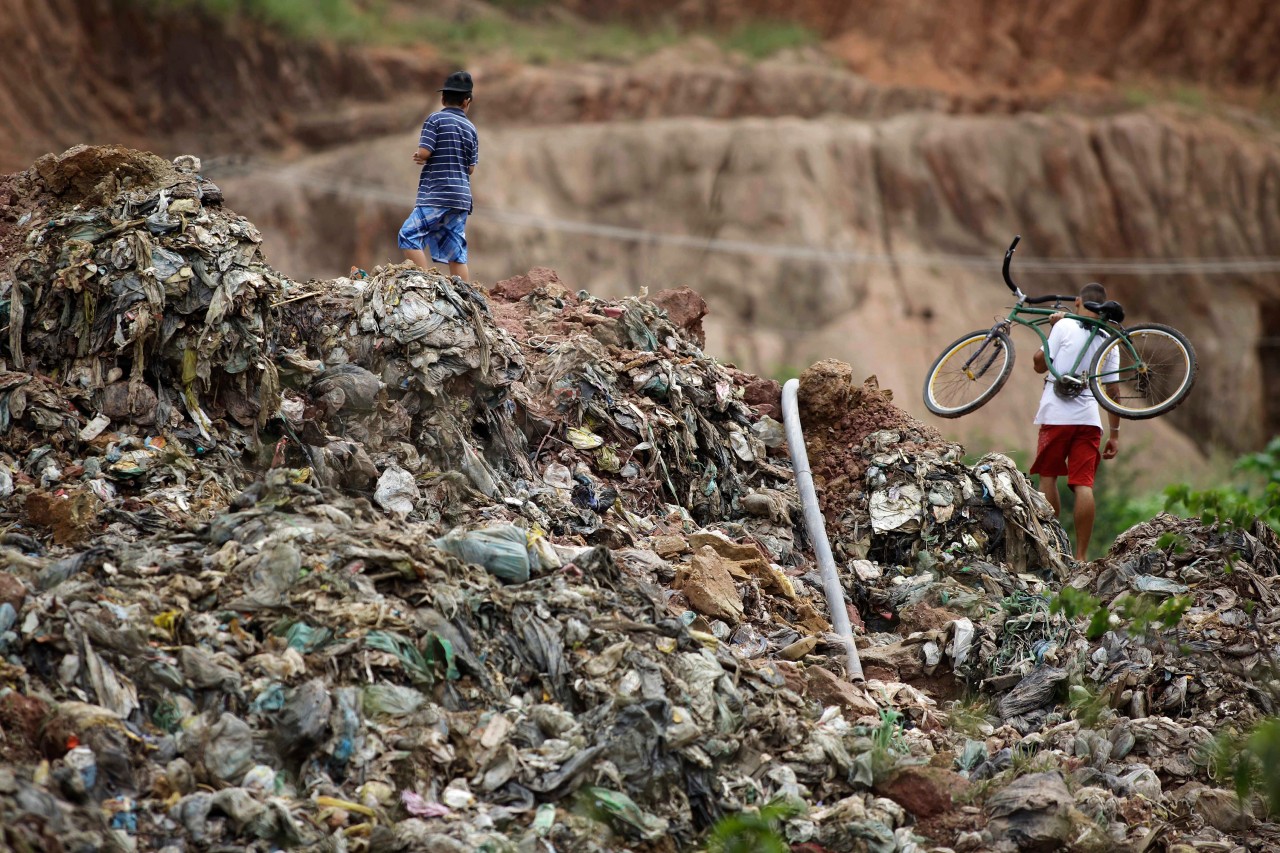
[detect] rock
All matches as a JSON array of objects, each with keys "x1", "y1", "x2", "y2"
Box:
[
  {"x1": 490, "y1": 267, "x2": 568, "y2": 302},
  {"x1": 99, "y1": 381, "x2": 158, "y2": 424},
  {"x1": 652, "y1": 535, "x2": 688, "y2": 559},
  {"x1": 0, "y1": 573, "x2": 26, "y2": 611},
  {"x1": 684, "y1": 535, "x2": 795, "y2": 598},
  {"x1": 804, "y1": 666, "x2": 879, "y2": 715},
  {"x1": 687, "y1": 531, "x2": 762, "y2": 562},
  {"x1": 985, "y1": 771, "x2": 1076, "y2": 852},
  {"x1": 778, "y1": 636, "x2": 818, "y2": 661},
  {"x1": 24, "y1": 490, "x2": 101, "y2": 546},
  {"x1": 673, "y1": 547, "x2": 743, "y2": 623},
  {"x1": 877, "y1": 766, "x2": 967, "y2": 818},
  {"x1": 1192, "y1": 788, "x2": 1254, "y2": 833},
  {"x1": 857, "y1": 639, "x2": 926, "y2": 681},
  {"x1": 0, "y1": 692, "x2": 49, "y2": 756},
  {"x1": 741, "y1": 376, "x2": 781, "y2": 414},
  {"x1": 898, "y1": 601, "x2": 966, "y2": 634},
  {"x1": 648, "y1": 286, "x2": 707, "y2": 346}
]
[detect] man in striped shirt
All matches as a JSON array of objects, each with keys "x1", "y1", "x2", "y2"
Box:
[{"x1": 399, "y1": 71, "x2": 479, "y2": 281}]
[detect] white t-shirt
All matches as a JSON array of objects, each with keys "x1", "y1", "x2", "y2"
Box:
[{"x1": 1033, "y1": 319, "x2": 1120, "y2": 428}]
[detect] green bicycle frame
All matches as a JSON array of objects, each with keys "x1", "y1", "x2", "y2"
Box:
[{"x1": 998, "y1": 303, "x2": 1138, "y2": 384}]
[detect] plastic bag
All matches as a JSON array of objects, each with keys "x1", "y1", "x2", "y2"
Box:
[
  {"x1": 375, "y1": 465, "x2": 417, "y2": 517},
  {"x1": 432, "y1": 524, "x2": 533, "y2": 584}
]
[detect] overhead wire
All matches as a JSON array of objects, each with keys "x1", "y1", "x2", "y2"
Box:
[{"x1": 242, "y1": 165, "x2": 1280, "y2": 277}]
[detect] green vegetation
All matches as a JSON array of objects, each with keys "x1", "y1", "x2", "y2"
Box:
[
  {"x1": 141, "y1": 0, "x2": 815, "y2": 64},
  {"x1": 866, "y1": 707, "x2": 910, "y2": 784},
  {"x1": 1122, "y1": 83, "x2": 1209, "y2": 113},
  {"x1": 703, "y1": 797, "x2": 805, "y2": 853},
  {"x1": 722, "y1": 21, "x2": 818, "y2": 60},
  {"x1": 1165, "y1": 435, "x2": 1280, "y2": 532},
  {"x1": 1207, "y1": 718, "x2": 1280, "y2": 816},
  {"x1": 945, "y1": 693, "x2": 996, "y2": 738},
  {"x1": 1050, "y1": 585, "x2": 1192, "y2": 641},
  {"x1": 148, "y1": 0, "x2": 382, "y2": 42},
  {"x1": 1172, "y1": 85, "x2": 1208, "y2": 110},
  {"x1": 769, "y1": 364, "x2": 804, "y2": 384}
]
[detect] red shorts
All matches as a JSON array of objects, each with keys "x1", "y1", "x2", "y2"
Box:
[{"x1": 1030, "y1": 424, "x2": 1102, "y2": 488}]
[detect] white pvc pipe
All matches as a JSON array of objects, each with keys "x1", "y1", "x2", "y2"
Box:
[{"x1": 781, "y1": 378, "x2": 864, "y2": 681}]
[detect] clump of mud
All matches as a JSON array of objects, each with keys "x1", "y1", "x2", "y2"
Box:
[{"x1": 798, "y1": 358, "x2": 947, "y2": 520}]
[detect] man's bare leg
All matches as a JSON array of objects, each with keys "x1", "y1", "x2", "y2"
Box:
[
  {"x1": 403, "y1": 248, "x2": 429, "y2": 269},
  {"x1": 1072, "y1": 484, "x2": 1096, "y2": 561},
  {"x1": 1041, "y1": 476, "x2": 1061, "y2": 517},
  {"x1": 448, "y1": 261, "x2": 470, "y2": 281}
]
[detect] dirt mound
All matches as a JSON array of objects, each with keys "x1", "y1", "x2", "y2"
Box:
[{"x1": 797, "y1": 361, "x2": 946, "y2": 523}]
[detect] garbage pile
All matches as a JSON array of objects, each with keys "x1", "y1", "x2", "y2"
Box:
[{"x1": 1, "y1": 146, "x2": 1277, "y2": 852}]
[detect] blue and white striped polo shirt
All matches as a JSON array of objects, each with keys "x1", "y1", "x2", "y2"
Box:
[{"x1": 416, "y1": 107, "x2": 478, "y2": 212}]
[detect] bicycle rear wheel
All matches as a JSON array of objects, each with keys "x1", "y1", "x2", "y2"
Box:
[
  {"x1": 923, "y1": 329, "x2": 1016, "y2": 417},
  {"x1": 1090, "y1": 323, "x2": 1196, "y2": 419}
]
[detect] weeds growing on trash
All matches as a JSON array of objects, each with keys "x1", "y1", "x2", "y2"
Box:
[
  {"x1": 702, "y1": 796, "x2": 805, "y2": 853},
  {"x1": 1050, "y1": 586, "x2": 1191, "y2": 641},
  {"x1": 945, "y1": 693, "x2": 995, "y2": 738},
  {"x1": 1207, "y1": 717, "x2": 1280, "y2": 816}
]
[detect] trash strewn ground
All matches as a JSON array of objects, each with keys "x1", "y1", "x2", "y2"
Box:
[{"x1": 2, "y1": 146, "x2": 1278, "y2": 852}]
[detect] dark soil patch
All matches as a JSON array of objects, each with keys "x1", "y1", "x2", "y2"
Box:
[{"x1": 0, "y1": 692, "x2": 48, "y2": 765}]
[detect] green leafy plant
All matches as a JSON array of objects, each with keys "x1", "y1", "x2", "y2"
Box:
[
  {"x1": 143, "y1": 0, "x2": 812, "y2": 63},
  {"x1": 1164, "y1": 436, "x2": 1280, "y2": 532},
  {"x1": 1066, "y1": 681, "x2": 1110, "y2": 727},
  {"x1": 722, "y1": 21, "x2": 817, "y2": 59},
  {"x1": 868, "y1": 708, "x2": 908, "y2": 783},
  {"x1": 704, "y1": 797, "x2": 806, "y2": 853},
  {"x1": 1206, "y1": 717, "x2": 1280, "y2": 816},
  {"x1": 946, "y1": 694, "x2": 995, "y2": 738},
  {"x1": 1050, "y1": 587, "x2": 1191, "y2": 641}
]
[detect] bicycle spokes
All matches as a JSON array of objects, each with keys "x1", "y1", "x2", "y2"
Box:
[
  {"x1": 1093, "y1": 326, "x2": 1195, "y2": 418},
  {"x1": 926, "y1": 332, "x2": 1014, "y2": 415}
]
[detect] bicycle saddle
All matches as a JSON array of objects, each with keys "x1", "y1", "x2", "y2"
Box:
[{"x1": 1083, "y1": 300, "x2": 1125, "y2": 323}]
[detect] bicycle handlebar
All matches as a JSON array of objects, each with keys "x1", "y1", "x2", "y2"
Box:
[
  {"x1": 1003, "y1": 235, "x2": 1070, "y2": 305},
  {"x1": 1002, "y1": 236, "x2": 1026, "y2": 301}
]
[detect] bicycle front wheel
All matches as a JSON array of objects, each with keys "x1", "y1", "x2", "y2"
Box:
[
  {"x1": 1090, "y1": 323, "x2": 1196, "y2": 419},
  {"x1": 924, "y1": 329, "x2": 1016, "y2": 418}
]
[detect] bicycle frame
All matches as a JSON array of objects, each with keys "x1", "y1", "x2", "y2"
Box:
[
  {"x1": 999, "y1": 305, "x2": 1114, "y2": 383},
  {"x1": 984, "y1": 236, "x2": 1145, "y2": 386}
]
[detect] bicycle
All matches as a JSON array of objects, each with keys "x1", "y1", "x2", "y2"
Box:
[{"x1": 923, "y1": 236, "x2": 1197, "y2": 419}]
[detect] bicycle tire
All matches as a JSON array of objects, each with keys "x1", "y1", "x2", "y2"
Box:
[
  {"x1": 1089, "y1": 323, "x2": 1197, "y2": 419},
  {"x1": 923, "y1": 329, "x2": 1016, "y2": 418}
]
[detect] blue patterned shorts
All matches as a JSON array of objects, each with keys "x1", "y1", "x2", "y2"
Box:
[{"x1": 398, "y1": 206, "x2": 468, "y2": 263}]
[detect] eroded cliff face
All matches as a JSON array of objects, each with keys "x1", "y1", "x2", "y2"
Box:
[
  {"x1": 225, "y1": 104, "x2": 1279, "y2": 463},
  {"x1": 0, "y1": 0, "x2": 442, "y2": 171},
  {"x1": 565, "y1": 0, "x2": 1280, "y2": 91}
]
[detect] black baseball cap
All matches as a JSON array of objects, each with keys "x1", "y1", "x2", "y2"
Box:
[{"x1": 439, "y1": 71, "x2": 474, "y2": 95}]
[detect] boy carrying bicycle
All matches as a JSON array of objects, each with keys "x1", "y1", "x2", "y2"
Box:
[{"x1": 1030, "y1": 282, "x2": 1121, "y2": 561}]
